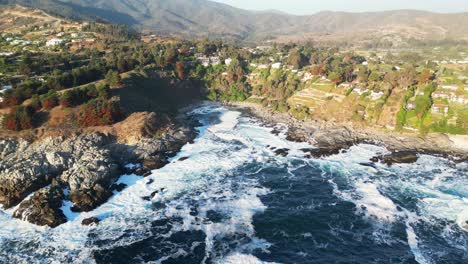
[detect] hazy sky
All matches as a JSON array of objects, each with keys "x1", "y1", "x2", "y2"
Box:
[{"x1": 212, "y1": 0, "x2": 468, "y2": 14}]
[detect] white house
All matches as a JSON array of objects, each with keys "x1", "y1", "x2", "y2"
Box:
[
  {"x1": 353, "y1": 87, "x2": 369, "y2": 95},
  {"x1": 0, "y1": 84, "x2": 12, "y2": 103},
  {"x1": 440, "y1": 85, "x2": 458, "y2": 91},
  {"x1": 46, "y1": 38, "x2": 64, "y2": 46},
  {"x1": 271, "y1": 62, "x2": 282, "y2": 69},
  {"x1": 71, "y1": 33, "x2": 79, "y2": 38},
  {"x1": 432, "y1": 104, "x2": 449, "y2": 114},
  {"x1": 432, "y1": 92, "x2": 450, "y2": 99},
  {"x1": 370, "y1": 91, "x2": 384, "y2": 100},
  {"x1": 225, "y1": 58, "x2": 233, "y2": 66},
  {"x1": 406, "y1": 101, "x2": 415, "y2": 110}
]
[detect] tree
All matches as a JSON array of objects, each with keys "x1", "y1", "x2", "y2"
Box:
[
  {"x1": 2, "y1": 106, "x2": 35, "y2": 131},
  {"x1": 175, "y1": 61, "x2": 185, "y2": 79},
  {"x1": 369, "y1": 71, "x2": 381, "y2": 83},
  {"x1": 286, "y1": 49, "x2": 306, "y2": 69},
  {"x1": 417, "y1": 69, "x2": 434, "y2": 85},
  {"x1": 76, "y1": 99, "x2": 122, "y2": 127},
  {"x1": 105, "y1": 70, "x2": 121, "y2": 87},
  {"x1": 40, "y1": 90, "x2": 59, "y2": 109},
  {"x1": 328, "y1": 72, "x2": 342, "y2": 84}
]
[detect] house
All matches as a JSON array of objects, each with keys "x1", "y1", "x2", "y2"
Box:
[
  {"x1": 225, "y1": 58, "x2": 232, "y2": 66},
  {"x1": 0, "y1": 84, "x2": 12, "y2": 103},
  {"x1": 56, "y1": 32, "x2": 65, "y2": 37},
  {"x1": 370, "y1": 91, "x2": 384, "y2": 100},
  {"x1": 432, "y1": 92, "x2": 449, "y2": 99},
  {"x1": 406, "y1": 101, "x2": 415, "y2": 110},
  {"x1": 440, "y1": 85, "x2": 458, "y2": 91},
  {"x1": 451, "y1": 96, "x2": 468, "y2": 104},
  {"x1": 271, "y1": 62, "x2": 282, "y2": 69},
  {"x1": 209, "y1": 56, "x2": 220, "y2": 65},
  {"x1": 71, "y1": 33, "x2": 79, "y2": 38},
  {"x1": 337, "y1": 83, "x2": 351, "y2": 89},
  {"x1": 46, "y1": 38, "x2": 64, "y2": 46},
  {"x1": 353, "y1": 87, "x2": 369, "y2": 95},
  {"x1": 432, "y1": 104, "x2": 449, "y2": 114},
  {"x1": 0, "y1": 52, "x2": 13, "y2": 56}
]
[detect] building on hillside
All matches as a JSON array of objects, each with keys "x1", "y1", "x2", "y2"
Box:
[
  {"x1": 337, "y1": 83, "x2": 351, "y2": 89},
  {"x1": 353, "y1": 87, "x2": 369, "y2": 95},
  {"x1": 440, "y1": 85, "x2": 458, "y2": 91},
  {"x1": 225, "y1": 58, "x2": 232, "y2": 66},
  {"x1": 46, "y1": 38, "x2": 64, "y2": 46},
  {"x1": 432, "y1": 92, "x2": 450, "y2": 100},
  {"x1": 71, "y1": 33, "x2": 80, "y2": 38},
  {"x1": 271, "y1": 62, "x2": 282, "y2": 69},
  {"x1": 0, "y1": 84, "x2": 12, "y2": 103},
  {"x1": 450, "y1": 95, "x2": 468, "y2": 104},
  {"x1": 432, "y1": 104, "x2": 449, "y2": 114},
  {"x1": 406, "y1": 101, "x2": 415, "y2": 110},
  {"x1": 370, "y1": 91, "x2": 384, "y2": 100},
  {"x1": 0, "y1": 52, "x2": 13, "y2": 56}
]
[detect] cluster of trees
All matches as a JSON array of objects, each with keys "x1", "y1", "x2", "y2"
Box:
[
  {"x1": 2, "y1": 106, "x2": 35, "y2": 131},
  {"x1": 76, "y1": 99, "x2": 122, "y2": 127}
]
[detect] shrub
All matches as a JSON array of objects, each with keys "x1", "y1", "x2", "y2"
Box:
[
  {"x1": 76, "y1": 99, "x2": 122, "y2": 127},
  {"x1": 40, "y1": 90, "x2": 59, "y2": 109},
  {"x1": 2, "y1": 106, "x2": 35, "y2": 131}
]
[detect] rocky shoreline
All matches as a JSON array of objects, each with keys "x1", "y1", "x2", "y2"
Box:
[
  {"x1": 0, "y1": 111, "x2": 198, "y2": 227},
  {"x1": 229, "y1": 102, "x2": 468, "y2": 162}
]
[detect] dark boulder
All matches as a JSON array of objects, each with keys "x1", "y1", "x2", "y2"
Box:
[
  {"x1": 13, "y1": 186, "x2": 66, "y2": 228},
  {"x1": 372, "y1": 151, "x2": 419, "y2": 165},
  {"x1": 301, "y1": 147, "x2": 343, "y2": 158},
  {"x1": 70, "y1": 184, "x2": 112, "y2": 212},
  {"x1": 143, "y1": 154, "x2": 168, "y2": 170},
  {"x1": 274, "y1": 148, "x2": 289, "y2": 157},
  {"x1": 82, "y1": 217, "x2": 100, "y2": 226}
]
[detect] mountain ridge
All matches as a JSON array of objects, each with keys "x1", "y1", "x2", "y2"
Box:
[{"x1": 1, "y1": 0, "x2": 468, "y2": 43}]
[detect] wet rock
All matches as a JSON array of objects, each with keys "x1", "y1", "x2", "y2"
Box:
[
  {"x1": 359, "y1": 162, "x2": 378, "y2": 169},
  {"x1": 274, "y1": 148, "x2": 289, "y2": 157},
  {"x1": 142, "y1": 154, "x2": 168, "y2": 170},
  {"x1": 301, "y1": 147, "x2": 343, "y2": 158},
  {"x1": 82, "y1": 217, "x2": 100, "y2": 226},
  {"x1": 13, "y1": 185, "x2": 66, "y2": 228},
  {"x1": 111, "y1": 183, "x2": 127, "y2": 192},
  {"x1": 146, "y1": 179, "x2": 154, "y2": 185},
  {"x1": 286, "y1": 127, "x2": 311, "y2": 142},
  {"x1": 178, "y1": 156, "x2": 189, "y2": 162},
  {"x1": 69, "y1": 184, "x2": 113, "y2": 212},
  {"x1": 372, "y1": 151, "x2": 419, "y2": 165}
]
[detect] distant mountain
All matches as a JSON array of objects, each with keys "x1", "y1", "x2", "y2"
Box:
[{"x1": 2, "y1": 0, "x2": 468, "y2": 43}]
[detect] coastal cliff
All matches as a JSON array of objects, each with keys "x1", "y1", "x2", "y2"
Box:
[
  {"x1": 231, "y1": 102, "x2": 468, "y2": 161},
  {"x1": 0, "y1": 112, "x2": 197, "y2": 227}
]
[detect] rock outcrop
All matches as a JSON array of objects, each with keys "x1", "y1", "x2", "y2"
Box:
[
  {"x1": 13, "y1": 183, "x2": 66, "y2": 228},
  {"x1": 0, "y1": 112, "x2": 197, "y2": 227}
]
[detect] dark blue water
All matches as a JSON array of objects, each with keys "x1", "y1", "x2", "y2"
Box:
[{"x1": 0, "y1": 105, "x2": 467, "y2": 263}]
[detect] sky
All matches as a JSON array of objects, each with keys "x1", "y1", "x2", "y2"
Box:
[{"x1": 212, "y1": 0, "x2": 468, "y2": 15}]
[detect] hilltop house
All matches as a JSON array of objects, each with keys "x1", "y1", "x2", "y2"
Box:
[
  {"x1": 432, "y1": 92, "x2": 450, "y2": 100},
  {"x1": 432, "y1": 104, "x2": 449, "y2": 114},
  {"x1": 353, "y1": 87, "x2": 369, "y2": 95},
  {"x1": 46, "y1": 38, "x2": 64, "y2": 46},
  {"x1": 440, "y1": 85, "x2": 458, "y2": 91},
  {"x1": 370, "y1": 91, "x2": 384, "y2": 100},
  {"x1": 406, "y1": 100, "x2": 415, "y2": 110},
  {"x1": 0, "y1": 84, "x2": 12, "y2": 103},
  {"x1": 271, "y1": 62, "x2": 282, "y2": 69}
]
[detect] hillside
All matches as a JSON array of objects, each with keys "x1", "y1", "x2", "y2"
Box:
[{"x1": 2, "y1": 0, "x2": 468, "y2": 44}]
